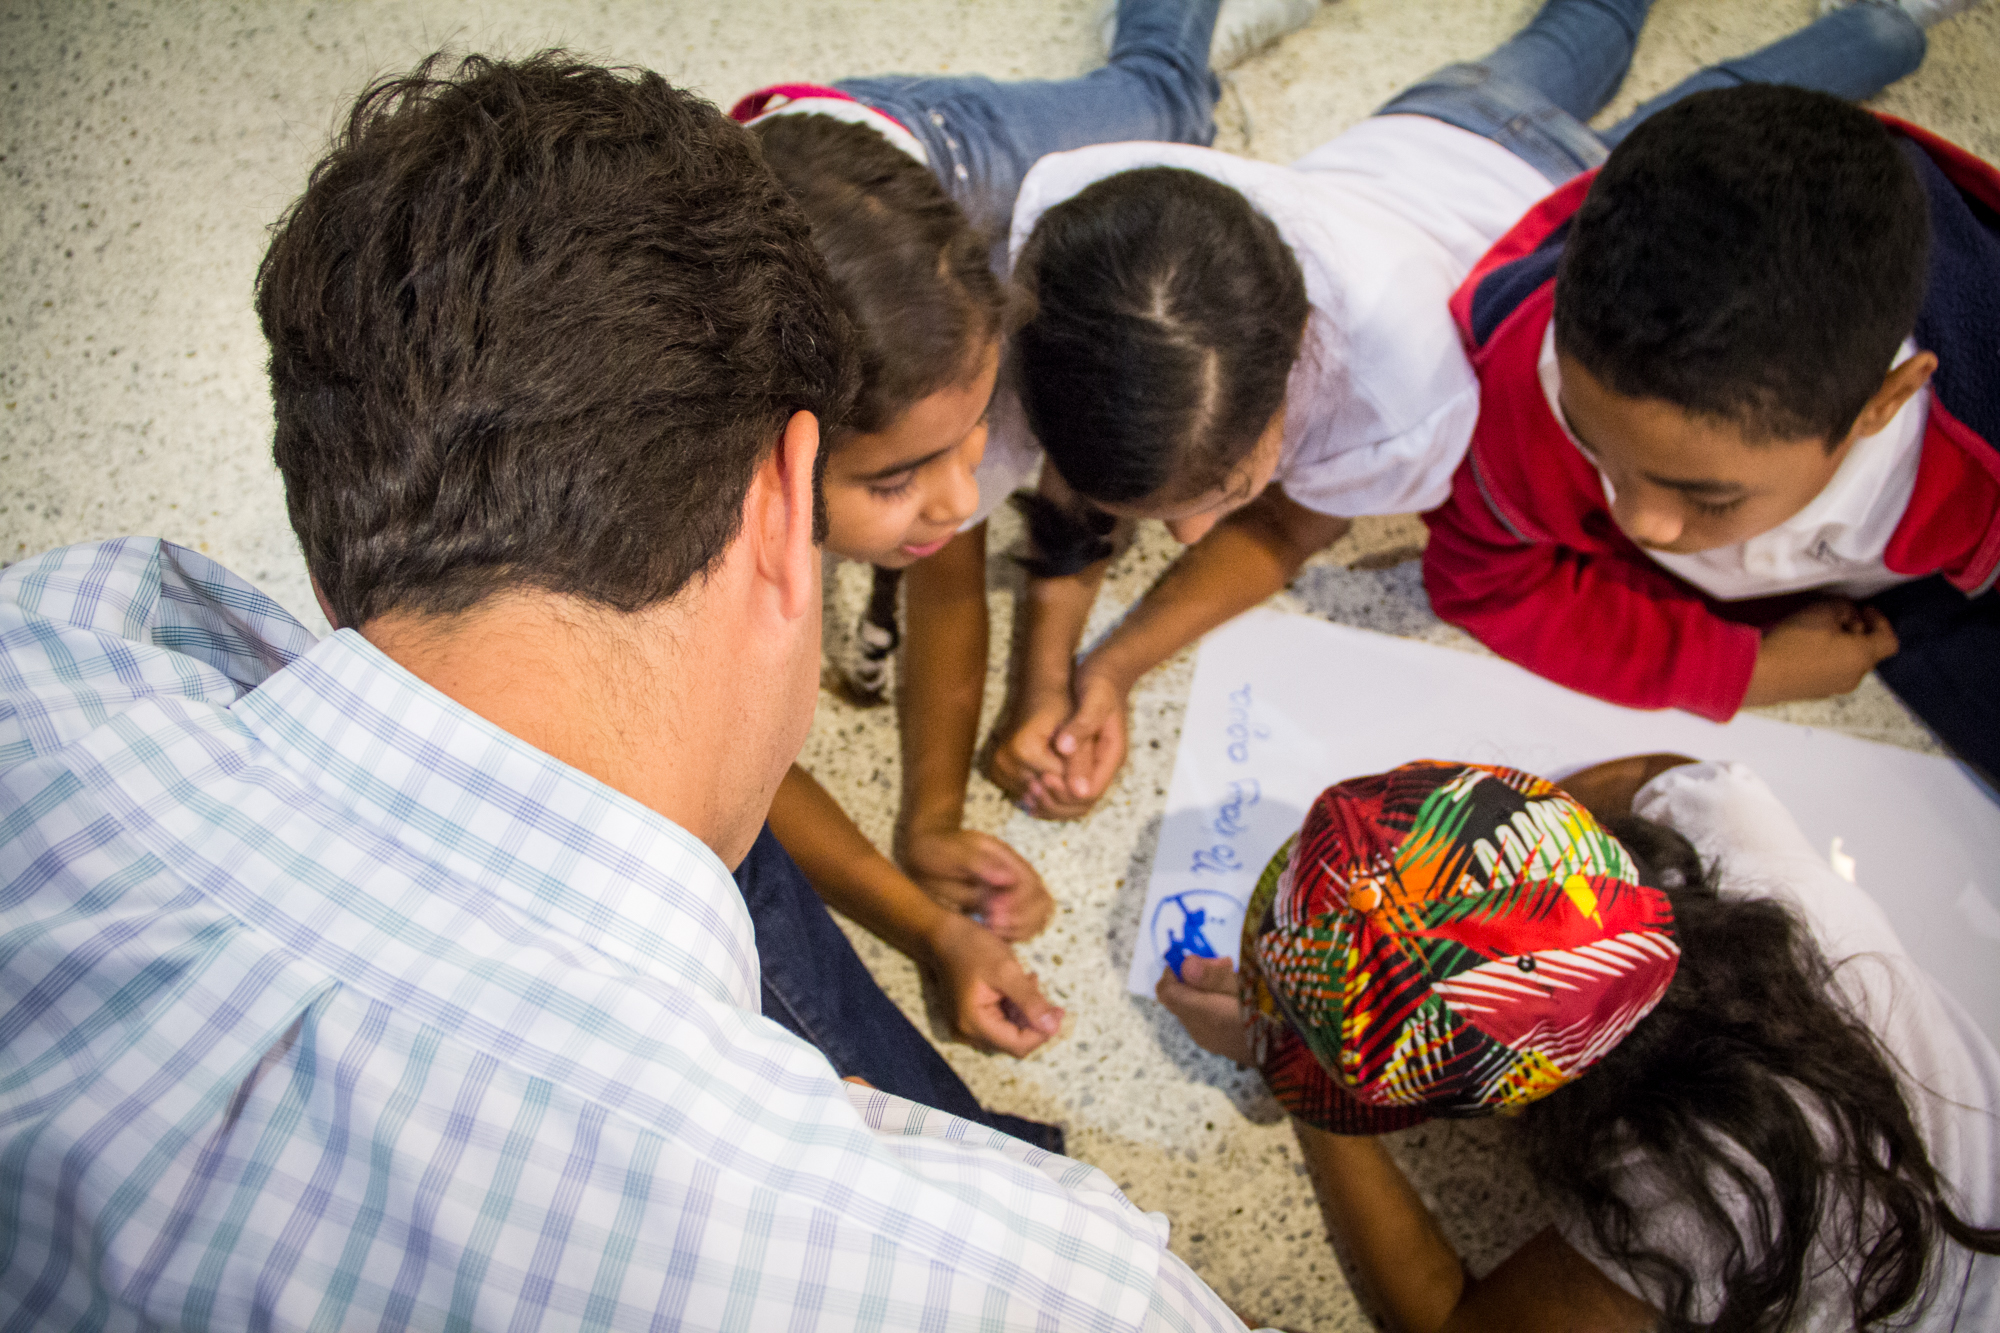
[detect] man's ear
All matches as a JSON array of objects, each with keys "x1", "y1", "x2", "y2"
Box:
[
  {"x1": 1847, "y1": 350, "x2": 1938, "y2": 442},
  {"x1": 310, "y1": 576, "x2": 341, "y2": 631},
  {"x1": 746, "y1": 410, "x2": 822, "y2": 621}
]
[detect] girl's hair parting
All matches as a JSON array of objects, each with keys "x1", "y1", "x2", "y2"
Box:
[
  {"x1": 752, "y1": 112, "x2": 1013, "y2": 441},
  {"x1": 1010, "y1": 167, "x2": 1308, "y2": 572},
  {"x1": 1522, "y1": 815, "x2": 2000, "y2": 1332}
]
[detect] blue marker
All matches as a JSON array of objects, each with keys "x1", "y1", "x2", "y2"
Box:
[{"x1": 1163, "y1": 895, "x2": 1219, "y2": 981}]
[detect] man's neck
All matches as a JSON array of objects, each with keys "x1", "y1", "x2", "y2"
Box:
[{"x1": 359, "y1": 591, "x2": 765, "y2": 866}]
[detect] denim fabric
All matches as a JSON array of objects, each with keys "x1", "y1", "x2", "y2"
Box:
[
  {"x1": 734, "y1": 823, "x2": 1066, "y2": 1154},
  {"x1": 1379, "y1": 0, "x2": 1926, "y2": 184},
  {"x1": 1871, "y1": 578, "x2": 2000, "y2": 790},
  {"x1": 837, "y1": 0, "x2": 1221, "y2": 263},
  {"x1": 1601, "y1": 2, "x2": 1927, "y2": 149}
]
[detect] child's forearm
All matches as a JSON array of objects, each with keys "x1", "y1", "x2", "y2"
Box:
[
  {"x1": 1292, "y1": 1124, "x2": 1658, "y2": 1332},
  {"x1": 1292, "y1": 1123, "x2": 1468, "y2": 1333},
  {"x1": 1082, "y1": 489, "x2": 1348, "y2": 694},
  {"x1": 1016, "y1": 554, "x2": 1114, "y2": 707},
  {"x1": 1422, "y1": 493, "x2": 1757, "y2": 721},
  {"x1": 896, "y1": 526, "x2": 991, "y2": 836},
  {"x1": 771, "y1": 763, "x2": 950, "y2": 965}
]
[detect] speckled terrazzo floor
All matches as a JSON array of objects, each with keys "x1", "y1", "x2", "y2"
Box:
[{"x1": 5, "y1": 2, "x2": 1995, "y2": 1326}]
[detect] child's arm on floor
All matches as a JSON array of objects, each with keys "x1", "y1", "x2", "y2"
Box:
[
  {"x1": 894, "y1": 524, "x2": 1054, "y2": 941},
  {"x1": 1425, "y1": 470, "x2": 1902, "y2": 713},
  {"x1": 993, "y1": 484, "x2": 1346, "y2": 820},
  {"x1": 986, "y1": 540, "x2": 1118, "y2": 821},
  {"x1": 1422, "y1": 465, "x2": 1763, "y2": 719},
  {"x1": 770, "y1": 763, "x2": 1063, "y2": 1056}
]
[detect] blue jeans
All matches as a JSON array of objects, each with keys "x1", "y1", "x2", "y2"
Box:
[
  {"x1": 1379, "y1": 0, "x2": 1927, "y2": 183},
  {"x1": 1871, "y1": 581, "x2": 2000, "y2": 790},
  {"x1": 733, "y1": 824, "x2": 1065, "y2": 1154},
  {"x1": 837, "y1": 0, "x2": 1221, "y2": 262}
]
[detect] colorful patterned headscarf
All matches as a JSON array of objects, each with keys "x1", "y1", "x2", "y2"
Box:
[{"x1": 1240, "y1": 761, "x2": 1680, "y2": 1134}]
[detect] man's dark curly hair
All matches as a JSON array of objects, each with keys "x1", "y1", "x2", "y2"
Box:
[
  {"x1": 258, "y1": 52, "x2": 858, "y2": 629},
  {"x1": 1554, "y1": 84, "x2": 1929, "y2": 447}
]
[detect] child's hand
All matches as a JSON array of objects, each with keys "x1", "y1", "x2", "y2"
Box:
[
  {"x1": 1744, "y1": 598, "x2": 1900, "y2": 706},
  {"x1": 987, "y1": 688, "x2": 1074, "y2": 811},
  {"x1": 1039, "y1": 671, "x2": 1129, "y2": 819},
  {"x1": 989, "y1": 673, "x2": 1129, "y2": 821},
  {"x1": 1155, "y1": 955, "x2": 1252, "y2": 1065},
  {"x1": 898, "y1": 825, "x2": 1055, "y2": 941},
  {"x1": 926, "y1": 914, "x2": 1064, "y2": 1057}
]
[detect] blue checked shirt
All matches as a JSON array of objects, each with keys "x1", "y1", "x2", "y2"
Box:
[{"x1": 0, "y1": 539, "x2": 1249, "y2": 1333}]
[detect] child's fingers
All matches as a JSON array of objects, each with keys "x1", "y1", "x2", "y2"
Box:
[
  {"x1": 1021, "y1": 773, "x2": 1095, "y2": 821},
  {"x1": 1178, "y1": 954, "x2": 1240, "y2": 994},
  {"x1": 1860, "y1": 605, "x2": 1899, "y2": 654},
  {"x1": 982, "y1": 881, "x2": 1055, "y2": 942},
  {"x1": 1072, "y1": 714, "x2": 1126, "y2": 801},
  {"x1": 993, "y1": 965, "x2": 1064, "y2": 1039},
  {"x1": 973, "y1": 973, "x2": 1061, "y2": 1056},
  {"x1": 962, "y1": 832, "x2": 1028, "y2": 888},
  {"x1": 1155, "y1": 965, "x2": 1252, "y2": 1063},
  {"x1": 1866, "y1": 626, "x2": 1900, "y2": 665}
]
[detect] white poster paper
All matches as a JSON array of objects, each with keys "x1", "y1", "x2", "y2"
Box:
[{"x1": 1132, "y1": 609, "x2": 2000, "y2": 1049}]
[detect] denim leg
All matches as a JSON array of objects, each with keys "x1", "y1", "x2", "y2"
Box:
[
  {"x1": 733, "y1": 823, "x2": 1066, "y2": 1154},
  {"x1": 1870, "y1": 579, "x2": 2000, "y2": 790},
  {"x1": 1472, "y1": 0, "x2": 1654, "y2": 121},
  {"x1": 1601, "y1": 3, "x2": 1927, "y2": 147},
  {"x1": 1375, "y1": 0, "x2": 1652, "y2": 184},
  {"x1": 837, "y1": 0, "x2": 1222, "y2": 257}
]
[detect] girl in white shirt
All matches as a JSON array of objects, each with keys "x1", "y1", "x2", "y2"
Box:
[{"x1": 1160, "y1": 755, "x2": 2000, "y2": 1330}]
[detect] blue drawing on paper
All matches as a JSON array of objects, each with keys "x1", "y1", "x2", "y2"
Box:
[
  {"x1": 1151, "y1": 890, "x2": 1242, "y2": 981},
  {"x1": 1213, "y1": 779, "x2": 1260, "y2": 837},
  {"x1": 1190, "y1": 844, "x2": 1243, "y2": 874},
  {"x1": 1225, "y1": 684, "x2": 1270, "y2": 763}
]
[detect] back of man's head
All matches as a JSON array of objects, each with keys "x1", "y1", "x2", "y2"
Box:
[
  {"x1": 1554, "y1": 84, "x2": 1930, "y2": 447},
  {"x1": 259, "y1": 52, "x2": 855, "y2": 630}
]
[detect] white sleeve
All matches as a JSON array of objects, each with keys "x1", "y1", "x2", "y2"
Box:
[
  {"x1": 0, "y1": 537, "x2": 318, "y2": 771},
  {"x1": 846, "y1": 1083, "x2": 1261, "y2": 1332},
  {"x1": 1276, "y1": 381, "x2": 1480, "y2": 518},
  {"x1": 962, "y1": 383, "x2": 1043, "y2": 531},
  {"x1": 1631, "y1": 760, "x2": 1913, "y2": 970},
  {"x1": 1140, "y1": 1246, "x2": 1258, "y2": 1332}
]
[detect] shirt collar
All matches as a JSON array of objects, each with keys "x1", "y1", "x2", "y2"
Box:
[
  {"x1": 231, "y1": 628, "x2": 760, "y2": 1010},
  {"x1": 1537, "y1": 325, "x2": 1929, "y2": 535}
]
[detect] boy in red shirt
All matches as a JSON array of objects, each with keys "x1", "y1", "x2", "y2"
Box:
[{"x1": 1424, "y1": 83, "x2": 2000, "y2": 782}]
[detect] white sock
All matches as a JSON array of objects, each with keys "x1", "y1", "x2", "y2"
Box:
[{"x1": 1101, "y1": 0, "x2": 1321, "y2": 72}]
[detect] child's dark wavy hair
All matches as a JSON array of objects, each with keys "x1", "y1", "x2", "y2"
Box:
[
  {"x1": 1522, "y1": 814, "x2": 2000, "y2": 1331},
  {"x1": 1554, "y1": 85, "x2": 1930, "y2": 448},
  {"x1": 1010, "y1": 168, "x2": 1309, "y2": 575},
  {"x1": 753, "y1": 113, "x2": 1013, "y2": 444}
]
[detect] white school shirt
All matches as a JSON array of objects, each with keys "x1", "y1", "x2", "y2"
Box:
[
  {"x1": 965, "y1": 115, "x2": 1554, "y2": 529},
  {"x1": 1538, "y1": 325, "x2": 1934, "y2": 600},
  {"x1": 1561, "y1": 761, "x2": 2000, "y2": 1328},
  {"x1": 0, "y1": 537, "x2": 1252, "y2": 1333}
]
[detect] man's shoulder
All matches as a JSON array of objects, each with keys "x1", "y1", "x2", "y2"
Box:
[{"x1": 1, "y1": 537, "x2": 317, "y2": 774}]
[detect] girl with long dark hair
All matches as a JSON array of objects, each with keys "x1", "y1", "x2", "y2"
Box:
[
  {"x1": 726, "y1": 0, "x2": 1321, "y2": 1065},
  {"x1": 1159, "y1": 755, "x2": 2000, "y2": 1329}
]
